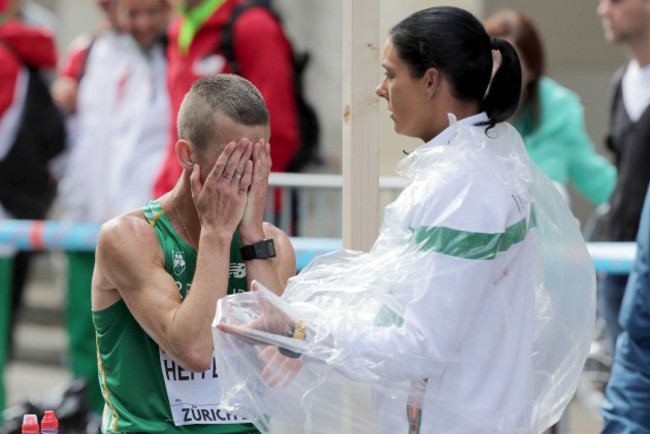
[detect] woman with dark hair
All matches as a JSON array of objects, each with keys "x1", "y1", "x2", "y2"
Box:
[
  {"x1": 485, "y1": 9, "x2": 616, "y2": 205},
  {"x1": 384, "y1": 6, "x2": 522, "y2": 136},
  {"x1": 213, "y1": 6, "x2": 595, "y2": 434}
]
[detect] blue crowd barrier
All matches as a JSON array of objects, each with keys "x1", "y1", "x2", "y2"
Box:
[
  {"x1": 587, "y1": 242, "x2": 637, "y2": 275},
  {"x1": 0, "y1": 220, "x2": 343, "y2": 271},
  {"x1": 0, "y1": 220, "x2": 637, "y2": 273}
]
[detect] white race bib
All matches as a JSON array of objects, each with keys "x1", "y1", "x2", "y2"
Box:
[{"x1": 160, "y1": 350, "x2": 248, "y2": 426}]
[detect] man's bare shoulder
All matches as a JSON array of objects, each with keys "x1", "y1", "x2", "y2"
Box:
[
  {"x1": 98, "y1": 210, "x2": 157, "y2": 251},
  {"x1": 95, "y1": 209, "x2": 166, "y2": 279},
  {"x1": 93, "y1": 209, "x2": 168, "y2": 305}
]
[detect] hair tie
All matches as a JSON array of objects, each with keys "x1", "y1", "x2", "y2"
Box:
[{"x1": 490, "y1": 37, "x2": 501, "y2": 50}]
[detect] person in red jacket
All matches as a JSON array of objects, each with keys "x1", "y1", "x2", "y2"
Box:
[
  {"x1": 0, "y1": 2, "x2": 56, "y2": 124},
  {"x1": 0, "y1": 0, "x2": 58, "y2": 416},
  {"x1": 153, "y1": 0, "x2": 299, "y2": 197}
]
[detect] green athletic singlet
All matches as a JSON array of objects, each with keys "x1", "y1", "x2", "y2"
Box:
[{"x1": 93, "y1": 200, "x2": 258, "y2": 433}]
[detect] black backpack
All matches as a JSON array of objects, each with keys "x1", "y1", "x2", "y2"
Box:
[
  {"x1": 0, "y1": 46, "x2": 66, "y2": 219},
  {"x1": 219, "y1": 1, "x2": 321, "y2": 173}
]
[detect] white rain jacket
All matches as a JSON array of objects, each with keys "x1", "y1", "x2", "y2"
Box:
[
  {"x1": 213, "y1": 113, "x2": 596, "y2": 434},
  {"x1": 59, "y1": 32, "x2": 169, "y2": 222}
]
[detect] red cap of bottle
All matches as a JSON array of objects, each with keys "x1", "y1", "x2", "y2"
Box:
[
  {"x1": 40, "y1": 410, "x2": 59, "y2": 430},
  {"x1": 21, "y1": 414, "x2": 39, "y2": 434}
]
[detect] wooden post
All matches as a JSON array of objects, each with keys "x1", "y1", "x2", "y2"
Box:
[
  {"x1": 339, "y1": 2, "x2": 381, "y2": 432},
  {"x1": 342, "y1": 0, "x2": 380, "y2": 251}
]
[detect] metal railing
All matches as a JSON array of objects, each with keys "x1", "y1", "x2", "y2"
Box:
[{"x1": 267, "y1": 172, "x2": 407, "y2": 237}]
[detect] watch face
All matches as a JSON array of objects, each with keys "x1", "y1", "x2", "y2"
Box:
[
  {"x1": 254, "y1": 239, "x2": 276, "y2": 259},
  {"x1": 266, "y1": 239, "x2": 276, "y2": 257}
]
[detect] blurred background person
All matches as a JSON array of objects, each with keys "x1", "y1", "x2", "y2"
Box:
[
  {"x1": 152, "y1": 0, "x2": 299, "y2": 198},
  {"x1": 19, "y1": 0, "x2": 57, "y2": 30},
  {"x1": 596, "y1": 0, "x2": 650, "y2": 358},
  {"x1": 485, "y1": 9, "x2": 617, "y2": 208},
  {"x1": 51, "y1": 0, "x2": 170, "y2": 416},
  {"x1": 0, "y1": 0, "x2": 63, "y2": 409},
  {"x1": 599, "y1": 188, "x2": 650, "y2": 433},
  {"x1": 49, "y1": 0, "x2": 119, "y2": 118}
]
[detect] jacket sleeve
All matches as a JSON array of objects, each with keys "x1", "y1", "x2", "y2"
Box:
[
  {"x1": 619, "y1": 188, "x2": 650, "y2": 345},
  {"x1": 232, "y1": 8, "x2": 299, "y2": 172},
  {"x1": 58, "y1": 34, "x2": 93, "y2": 81},
  {"x1": 0, "y1": 19, "x2": 56, "y2": 69},
  {"x1": 335, "y1": 250, "x2": 498, "y2": 382},
  {"x1": 0, "y1": 44, "x2": 21, "y2": 119},
  {"x1": 564, "y1": 101, "x2": 617, "y2": 205},
  {"x1": 534, "y1": 78, "x2": 617, "y2": 205},
  {"x1": 326, "y1": 182, "x2": 530, "y2": 382}
]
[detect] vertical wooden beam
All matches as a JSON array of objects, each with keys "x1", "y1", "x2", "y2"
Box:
[
  {"x1": 342, "y1": 0, "x2": 380, "y2": 251},
  {"x1": 341, "y1": 3, "x2": 381, "y2": 431}
]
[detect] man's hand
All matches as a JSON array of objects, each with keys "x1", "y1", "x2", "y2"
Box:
[
  {"x1": 190, "y1": 139, "x2": 253, "y2": 236},
  {"x1": 239, "y1": 140, "x2": 272, "y2": 242},
  {"x1": 50, "y1": 77, "x2": 79, "y2": 113}
]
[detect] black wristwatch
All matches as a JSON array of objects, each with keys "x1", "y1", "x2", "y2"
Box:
[{"x1": 240, "y1": 239, "x2": 276, "y2": 260}]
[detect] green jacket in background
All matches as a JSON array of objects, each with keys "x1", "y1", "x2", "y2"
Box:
[{"x1": 514, "y1": 77, "x2": 616, "y2": 205}]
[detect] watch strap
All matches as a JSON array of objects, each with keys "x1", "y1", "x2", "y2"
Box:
[{"x1": 239, "y1": 238, "x2": 276, "y2": 260}]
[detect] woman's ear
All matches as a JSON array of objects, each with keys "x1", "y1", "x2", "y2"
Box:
[
  {"x1": 175, "y1": 139, "x2": 194, "y2": 171},
  {"x1": 423, "y1": 67, "x2": 441, "y2": 100}
]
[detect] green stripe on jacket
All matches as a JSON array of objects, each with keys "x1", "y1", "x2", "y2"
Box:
[{"x1": 412, "y1": 210, "x2": 535, "y2": 260}]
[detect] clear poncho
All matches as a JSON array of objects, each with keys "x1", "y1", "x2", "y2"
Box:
[{"x1": 213, "y1": 117, "x2": 596, "y2": 434}]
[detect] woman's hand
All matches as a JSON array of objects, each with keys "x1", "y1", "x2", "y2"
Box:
[
  {"x1": 259, "y1": 346, "x2": 303, "y2": 387},
  {"x1": 217, "y1": 281, "x2": 305, "y2": 385},
  {"x1": 218, "y1": 282, "x2": 296, "y2": 339}
]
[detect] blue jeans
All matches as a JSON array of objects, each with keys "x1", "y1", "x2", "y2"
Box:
[
  {"x1": 601, "y1": 339, "x2": 650, "y2": 434},
  {"x1": 598, "y1": 274, "x2": 629, "y2": 355}
]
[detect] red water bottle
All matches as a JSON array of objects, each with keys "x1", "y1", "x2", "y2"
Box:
[
  {"x1": 40, "y1": 410, "x2": 59, "y2": 434},
  {"x1": 21, "y1": 414, "x2": 39, "y2": 434}
]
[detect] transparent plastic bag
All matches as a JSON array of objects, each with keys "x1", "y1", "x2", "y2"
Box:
[{"x1": 213, "y1": 119, "x2": 596, "y2": 434}]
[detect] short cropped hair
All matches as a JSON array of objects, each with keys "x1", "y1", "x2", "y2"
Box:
[{"x1": 177, "y1": 74, "x2": 270, "y2": 151}]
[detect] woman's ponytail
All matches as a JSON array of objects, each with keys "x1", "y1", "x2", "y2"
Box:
[
  {"x1": 480, "y1": 37, "x2": 522, "y2": 128},
  {"x1": 390, "y1": 7, "x2": 521, "y2": 130}
]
